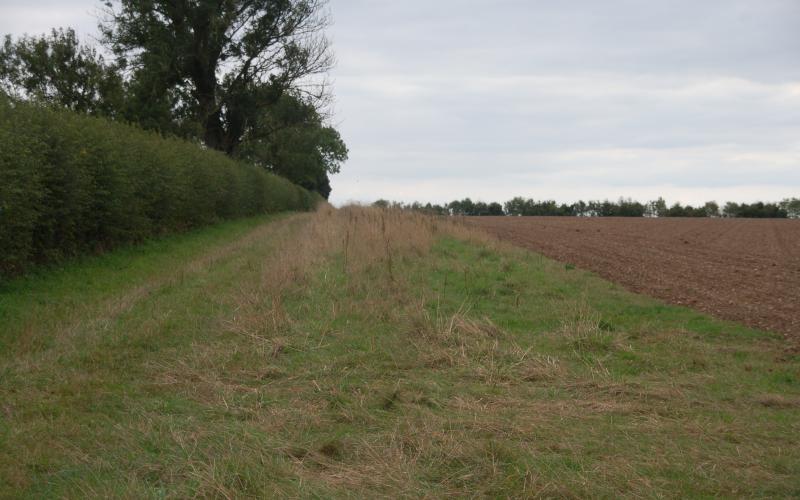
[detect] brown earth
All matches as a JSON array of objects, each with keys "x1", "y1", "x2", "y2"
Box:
[{"x1": 467, "y1": 216, "x2": 800, "y2": 342}]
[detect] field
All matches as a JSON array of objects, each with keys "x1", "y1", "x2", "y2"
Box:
[
  {"x1": 468, "y1": 216, "x2": 800, "y2": 346},
  {"x1": 1, "y1": 207, "x2": 799, "y2": 497}
]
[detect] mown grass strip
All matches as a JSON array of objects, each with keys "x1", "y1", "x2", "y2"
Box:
[{"x1": 0, "y1": 213, "x2": 288, "y2": 352}]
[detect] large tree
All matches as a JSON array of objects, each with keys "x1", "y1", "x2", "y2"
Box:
[{"x1": 100, "y1": 0, "x2": 333, "y2": 154}]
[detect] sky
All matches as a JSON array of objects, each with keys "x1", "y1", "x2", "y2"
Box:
[{"x1": 2, "y1": 0, "x2": 798, "y2": 206}]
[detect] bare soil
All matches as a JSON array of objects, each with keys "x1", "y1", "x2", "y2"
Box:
[{"x1": 467, "y1": 216, "x2": 800, "y2": 341}]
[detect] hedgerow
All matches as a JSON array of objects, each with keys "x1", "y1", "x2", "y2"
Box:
[{"x1": 0, "y1": 98, "x2": 319, "y2": 277}]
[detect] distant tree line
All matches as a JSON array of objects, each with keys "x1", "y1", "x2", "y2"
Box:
[{"x1": 373, "y1": 197, "x2": 800, "y2": 219}]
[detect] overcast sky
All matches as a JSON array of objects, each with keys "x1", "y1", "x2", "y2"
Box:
[{"x1": 2, "y1": 1, "x2": 798, "y2": 205}]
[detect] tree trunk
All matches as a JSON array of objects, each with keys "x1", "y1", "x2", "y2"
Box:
[{"x1": 202, "y1": 106, "x2": 225, "y2": 151}]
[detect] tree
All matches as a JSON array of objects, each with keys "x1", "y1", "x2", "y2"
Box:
[
  {"x1": 780, "y1": 198, "x2": 800, "y2": 219},
  {"x1": 665, "y1": 202, "x2": 685, "y2": 217},
  {"x1": 723, "y1": 202, "x2": 740, "y2": 218},
  {"x1": 723, "y1": 201, "x2": 787, "y2": 218},
  {"x1": 571, "y1": 200, "x2": 588, "y2": 217},
  {"x1": 236, "y1": 93, "x2": 346, "y2": 198},
  {"x1": 504, "y1": 197, "x2": 526, "y2": 216},
  {"x1": 487, "y1": 202, "x2": 504, "y2": 216},
  {"x1": 101, "y1": 0, "x2": 334, "y2": 154},
  {"x1": 614, "y1": 197, "x2": 645, "y2": 217},
  {"x1": 646, "y1": 197, "x2": 667, "y2": 217},
  {"x1": 703, "y1": 201, "x2": 720, "y2": 217},
  {"x1": 0, "y1": 28, "x2": 123, "y2": 116},
  {"x1": 473, "y1": 201, "x2": 489, "y2": 216},
  {"x1": 448, "y1": 198, "x2": 475, "y2": 216},
  {"x1": 423, "y1": 203, "x2": 447, "y2": 215}
]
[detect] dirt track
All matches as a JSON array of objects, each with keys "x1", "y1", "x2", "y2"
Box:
[{"x1": 467, "y1": 217, "x2": 800, "y2": 339}]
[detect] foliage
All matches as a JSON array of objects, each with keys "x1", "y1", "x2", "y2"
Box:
[
  {"x1": 781, "y1": 198, "x2": 800, "y2": 219},
  {"x1": 591, "y1": 198, "x2": 646, "y2": 217},
  {"x1": 100, "y1": 0, "x2": 333, "y2": 154},
  {"x1": 448, "y1": 198, "x2": 504, "y2": 216},
  {"x1": 650, "y1": 200, "x2": 718, "y2": 217},
  {"x1": 381, "y1": 196, "x2": 792, "y2": 218},
  {"x1": 0, "y1": 99, "x2": 318, "y2": 277},
  {"x1": 0, "y1": 28, "x2": 124, "y2": 116},
  {"x1": 502, "y1": 197, "x2": 646, "y2": 217},
  {"x1": 236, "y1": 94, "x2": 347, "y2": 198},
  {"x1": 504, "y1": 197, "x2": 572, "y2": 216},
  {"x1": 372, "y1": 199, "x2": 449, "y2": 215},
  {"x1": 665, "y1": 203, "x2": 703, "y2": 217},
  {"x1": 723, "y1": 201, "x2": 788, "y2": 218},
  {"x1": 0, "y1": 4, "x2": 347, "y2": 196},
  {"x1": 646, "y1": 197, "x2": 668, "y2": 217}
]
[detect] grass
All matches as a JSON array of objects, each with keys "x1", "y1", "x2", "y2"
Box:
[
  {"x1": 0, "y1": 213, "x2": 287, "y2": 353},
  {"x1": 1, "y1": 206, "x2": 798, "y2": 497}
]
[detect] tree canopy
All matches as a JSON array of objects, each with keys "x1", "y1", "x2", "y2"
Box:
[
  {"x1": 372, "y1": 197, "x2": 796, "y2": 219},
  {"x1": 0, "y1": 1, "x2": 345, "y2": 198},
  {"x1": 0, "y1": 28, "x2": 123, "y2": 116},
  {"x1": 100, "y1": 0, "x2": 334, "y2": 155},
  {"x1": 236, "y1": 93, "x2": 347, "y2": 198}
]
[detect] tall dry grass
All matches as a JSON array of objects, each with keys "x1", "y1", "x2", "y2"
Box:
[
  {"x1": 223, "y1": 205, "x2": 498, "y2": 350},
  {"x1": 168, "y1": 205, "x2": 681, "y2": 496},
  {"x1": 219, "y1": 204, "x2": 562, "y2": 401}
]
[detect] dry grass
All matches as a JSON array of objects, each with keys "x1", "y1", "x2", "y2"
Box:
[
  {"x1": 221, "y1": 205, "x2": 499, "y2": 353},
  {"x1": 2, "y1": 205, "x2": 798, "y2": 498}
]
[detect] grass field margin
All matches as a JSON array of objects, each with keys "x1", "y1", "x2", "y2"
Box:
[{"x1": 1, "y1": 207, "x2": 798, "y2": 497}]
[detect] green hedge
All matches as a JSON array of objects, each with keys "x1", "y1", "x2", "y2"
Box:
[{"x1": 0, "y1": 99, "x2": 320, "y2": 277}]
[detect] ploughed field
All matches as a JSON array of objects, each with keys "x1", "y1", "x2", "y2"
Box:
[{"x1": 467, "y1": 216, "x2": 800, "y2": 343}]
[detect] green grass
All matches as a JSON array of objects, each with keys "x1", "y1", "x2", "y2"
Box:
[
  {"x1": 0, "y1": 213, "x2": 284, "y2": 353},
  {"x1": 1, "y1": 210, "x2": 798, "y2": 497}
]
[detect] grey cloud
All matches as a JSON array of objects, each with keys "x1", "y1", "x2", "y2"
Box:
[
  {"x1": 326, "y1": 0, "x2": 799, "y2": 203},
  {"x1": 0, "y1": 0, "x2": 797, "y2": 205}
]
